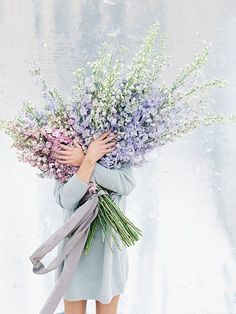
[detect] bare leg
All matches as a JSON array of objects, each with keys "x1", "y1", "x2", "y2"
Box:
[
  {"x1": 64, "y1": 299, "x2": 87, "y2": 314},
  {"x1": 96, "y1": 294, "x2": 120, "y2": 314}
]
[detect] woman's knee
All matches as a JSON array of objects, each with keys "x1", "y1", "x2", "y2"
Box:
[
  {"x1": 64, "y1": 299, "x2": 87, "y2": 314},
  {"x1": 96, "y1": 294, "x2": 120, "y2": 314}
]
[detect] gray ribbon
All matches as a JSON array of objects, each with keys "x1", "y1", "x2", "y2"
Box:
[{"x1": 29, "y1": 189, "x2": 107, "y2": 314}]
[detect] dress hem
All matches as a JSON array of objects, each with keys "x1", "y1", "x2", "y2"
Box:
[{"x1": 63, "y1": 287, "x2": 126, "y2": 304}]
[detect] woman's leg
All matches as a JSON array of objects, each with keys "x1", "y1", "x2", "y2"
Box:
[
  {"x1": 64, "y1": 299, "x2": 87, "y2": 314},
  {"x1": 96, "y1": 294, "x2": 120, "y2": 314}
]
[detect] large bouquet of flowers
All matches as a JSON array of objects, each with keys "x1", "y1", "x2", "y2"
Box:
[
  {"x1": 2, "y1": 21, "x2": 236, "y2": 314},
  {"x1": 1, "y1": 22, "x2": 235, "y2": 255}
]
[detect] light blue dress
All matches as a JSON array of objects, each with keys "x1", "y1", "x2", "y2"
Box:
[{"x1": 53, "y1": 162, "x2": 136, "y2": 304}]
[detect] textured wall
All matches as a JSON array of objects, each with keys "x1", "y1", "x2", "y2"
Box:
[{"x1": 0, "y1": 1, "x2": 236, "y2": 313}]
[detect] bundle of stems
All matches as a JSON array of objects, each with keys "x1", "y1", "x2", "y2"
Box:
[{"x1": 84, "y1": 185, "x2": 142, "y2": 255}]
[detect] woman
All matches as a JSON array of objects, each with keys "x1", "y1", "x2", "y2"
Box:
[{"x1": 53, "y1": 131, "x2": 136, "y2": 314}]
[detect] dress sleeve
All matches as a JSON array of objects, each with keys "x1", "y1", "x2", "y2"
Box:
[
  {"x1": 53, "y1": 173, "x2": 89, "y2": 210},
  {"x1": 91, "y1": 162, "x2": 136, "y2": 196}
]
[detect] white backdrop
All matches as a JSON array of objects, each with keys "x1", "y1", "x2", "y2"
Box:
[{"x1": 0, "y1": 1, "x2": 236, "y2": 313}]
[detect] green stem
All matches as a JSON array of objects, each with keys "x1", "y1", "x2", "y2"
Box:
[
  {"x1": 98, "y1": 212, "x2": 114, "y2": 253},
  {"x1": 102, "y1": 195, "x2": 142, "y2": 233},
  {"x1": 84, "y1": 217, "x2": 99, "y2": 255},
  {"x1": 98, "y1": 208, "x2": 122, "y2": 250},
  {"x1": 100, "y1": 198, "x2": 133, "y2": 240}
]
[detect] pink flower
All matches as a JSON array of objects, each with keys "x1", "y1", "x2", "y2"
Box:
[{"x1": 52, "y1": 129, "x2": 62, "y2": 137}]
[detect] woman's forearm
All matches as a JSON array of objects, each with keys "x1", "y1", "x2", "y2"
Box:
[
  {"x1": 74, "y1": 132, "x2": 117, "y2": 185},
  {"x1": 75, "y1": 155, "x2": 96, "y2": 185}
]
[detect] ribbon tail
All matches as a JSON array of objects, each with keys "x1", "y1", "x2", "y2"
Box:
[
  {"x1": 29, "y1": 196, "x2": 98, "y2": 274},
  {"x1": 39, "y1": 228, "x2": 89, "y2": 314}
]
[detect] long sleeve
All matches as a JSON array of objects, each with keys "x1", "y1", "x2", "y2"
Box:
[
  {"x1": 53, "y1": 172, "x2": 89, "y2": 210},
  {"x1": 91, "y1": 162, "x2": 136, "y2": 196}
]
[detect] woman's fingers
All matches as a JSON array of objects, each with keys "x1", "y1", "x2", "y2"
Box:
[
  {"x1": 105, "y1": 146, "x2": 116, "y2": 153},
  {"x1": 56, "y1": 159, "x2": 69, "y2": 164},
  {"x1": 74, "y1": 141, "x2": 82, "y2": 148},
  {"x1": 53, "y1": 150, "x2": 70, "y2": 159},
  {"x1": 55, "y1": 155, "x2": 73, "y2": 163},
  {"x1": 98, "y1": 132, "x2": 110, "y2": 141},
  {"x1": 54, "y1": 155, "x2": 68, "y2": 161},
  {"x1": 104, "y1": 141, "x2": 117, "y2": 149},
  {"x1": 102, "y1": 134, "x2": 117, "y2": 144},
  {"x1": 59, "y1": 143, "x2": 73, "y2": 151},
  {"x1": 55, "y1": 150, "x2": 71, "y2": 156},
  {"x1": 53, "y1": 152, "x2": 69, "y2": 160}
]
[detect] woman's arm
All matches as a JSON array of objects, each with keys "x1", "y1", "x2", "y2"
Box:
[
  {"x1": 53, "y1": 132, "x2": 117, "y2": 210},
  {"x1": 91, "y1": 162, "x2": 136, "y2": 196},
  {"x1": 53, "y1": 170, "x2": 89, "y2": 210}
]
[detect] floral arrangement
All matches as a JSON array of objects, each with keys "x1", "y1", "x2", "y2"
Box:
[{"x1": 1, "y1": 22, "x2": 235, "y2": 255}]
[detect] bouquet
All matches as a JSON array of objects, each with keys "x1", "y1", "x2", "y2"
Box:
[{"x1": 1, "y1": 22, "x2": 235, "y2": 255}]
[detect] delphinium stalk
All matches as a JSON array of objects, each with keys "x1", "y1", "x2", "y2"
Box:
[
  {"x1": 151, "y1": 46, "x2": 222, "y2": 121},
  {"x1": 122, "y1": 22, "x2": 169, "y2": 112},
  {"x1": 30, "y1": 61, "x2": 67, "y2": 113},
  {"x1": 71, "y1": 67, "x2": 86, "y2": 106},
  {"x1": 167, "y1": 46, "x2": 225, "y2": 104},
  {"x1": 147, "y1": 44, "x2": 227, "y2": 147},
  {"x1": 170, "y1": 46, "x2": 210, "y2": 94},
  {"x1": 125, "y1": 22, "x2": 160, "y2": 91},
  {"x1": 88, "y1": 39, "x2": 125, "y2": 129}
]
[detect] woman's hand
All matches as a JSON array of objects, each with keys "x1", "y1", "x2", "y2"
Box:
[
  {"x1": 53, "y1": 140, "x2": 85, "y2": 167},
  {"x1": 84, "y1": 132, "x2": 117, "y2": 164}
]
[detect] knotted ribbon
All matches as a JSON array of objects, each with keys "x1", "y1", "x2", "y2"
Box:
[{"x1": 29, "y1": 189, "x2": 107, "y2": 314}]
